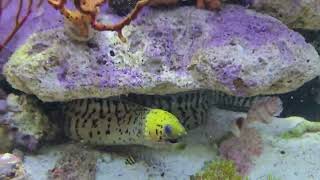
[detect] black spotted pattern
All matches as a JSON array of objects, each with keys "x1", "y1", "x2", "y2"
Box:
[{"x1": 64, "y1": 98, "x2": 149, "y2": 146}]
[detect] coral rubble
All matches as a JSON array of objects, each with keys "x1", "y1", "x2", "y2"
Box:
[
  {"x1": 48, "y1": 144, "x2": 98, "y2": 180},
  {"x1": 0, "y1": 153, "x2": 27, "y2": 180},
  {"x1": 0, "y1": 94, "x2": 57, "y2": 151}
]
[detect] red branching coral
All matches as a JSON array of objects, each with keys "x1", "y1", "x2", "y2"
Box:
[
  {"x1": 196, "y1": 0, "x2": 221, "y2": 10},
  {"x1": 48, "y1": 0, "x2": 221, "y2": 42},
  {"x1": 0, "y1": 0, "x2": 221, "y2": 54},
  {"x1": 0, "y1": 0, "x2": 221, "y2": 51},
  {"x1": 0, "y1": 0, "x2": 45, "y2": 52},
  {"x1": 0, "y1": 0, "x2": 149, "y2": 50},
  {"x1": 47, "y1": 0, "x2": 152, "y2": 42}
]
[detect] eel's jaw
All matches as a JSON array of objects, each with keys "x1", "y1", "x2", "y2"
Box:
[{"x1": 168, "y1": 139, "x2": 178, "y2": 144}]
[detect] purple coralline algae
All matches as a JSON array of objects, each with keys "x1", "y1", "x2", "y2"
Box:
[
  {"x1": 213, "y1": 63, "x2": 243, "y2": 95},
  {"x1": 3, "y1": 5, "x2": 320, "y2": 101},
  {"x1": 0, "y1": 1, "x2": 64, "y2": 73}
]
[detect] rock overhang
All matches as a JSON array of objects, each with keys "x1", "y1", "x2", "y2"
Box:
[{"x1": 3, "y1": 5, "x2": 320, "y2": 102}]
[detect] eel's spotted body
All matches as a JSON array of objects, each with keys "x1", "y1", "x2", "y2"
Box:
[
  {"x1": 63, "y1": 90, "x2": 266, "y2": 147},
  {"x1": 123, "y1": 90, "x2": 264, "y2": 129},
  {"x1": 210, "y1": 91, "x2": 265, "y2": 112},
  {"x1": 64, "y1": 98, "x2": 186, "y2": 147}
]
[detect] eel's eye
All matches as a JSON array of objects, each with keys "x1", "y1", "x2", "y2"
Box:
[{"x1": 164, "y1": 125, "x2": 172, "y2": 135}]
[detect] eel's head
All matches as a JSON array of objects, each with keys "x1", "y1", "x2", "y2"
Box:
[{"x1": 144, "y1": 109, "x2": 187, "y2": 145}]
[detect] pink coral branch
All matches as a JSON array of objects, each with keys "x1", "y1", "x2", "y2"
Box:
[
  {"x1": 0, "y1": 0, "x2": 11, "y2": 21},
  {"x1": 0, "y1": 0, "x2": 33, "y2": 52}
]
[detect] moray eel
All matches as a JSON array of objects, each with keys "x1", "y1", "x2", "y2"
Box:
[
  {"x1": 63, "y1": 90, "x2": 265, "y2": 147},
  {"x1": 63, "y1": 98, "x2": 186, "y2": 148},
  {"x1": 123, "y1": 90, "x2": 265, "y2": 130},
  {"x1": 123, "y1": 90, "x2": 211, "y2": 130}
]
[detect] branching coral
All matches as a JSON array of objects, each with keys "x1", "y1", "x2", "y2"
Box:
[
  {"x1": 48, "y1": 0, "x2": 152, "y2": 42},
  {"x1": 52, "y1": 3, "x2": 93, "y2": 40},
  {"x1": 196, "y1": 0, "x2": 221, "y2": 10},
  {"x1": 48, "y1": 0, "x2": 221, "y2": 41},
  {"x1": 0, "y1": 0, "x2": 221, "y2": 50},
  {"x1": 0, "y1": 0, "x2": 43, "y2": 52},
  {"x1": 0, "y1": 0, "x2": 148, "y2": 50}
]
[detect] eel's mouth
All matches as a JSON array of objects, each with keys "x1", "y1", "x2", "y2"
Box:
[
  {"x1": 167, "y1": 139, "x2": 178, "y2": 144},
  {"x1": 163, "y1": 132, "x2": 187, "y2": 144},
  {"x1": 164, "y1": 137, "x2": 182, "y2": 144}
]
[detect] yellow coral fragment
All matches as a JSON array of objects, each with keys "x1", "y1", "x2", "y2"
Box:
[
  {"x1": 60, "y1": 7, "x2": 92, "y2": 39},
  {"x1": 76, "y1": 0, "x2": 105, "y2": 14}
]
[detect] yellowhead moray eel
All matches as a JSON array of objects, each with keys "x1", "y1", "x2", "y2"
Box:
[
  {"x1": 123, "y1": 90, "x2": 266, "y2": 130},
  {"x1": 63, "y1": 98, "x2": 186, "y2": 148}
]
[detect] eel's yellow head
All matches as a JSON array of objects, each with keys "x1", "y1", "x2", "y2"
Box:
[{"x1": 144, "y1": 109, "x2": 187, "y2": 144}]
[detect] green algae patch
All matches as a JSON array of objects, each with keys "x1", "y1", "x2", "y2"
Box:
[
  {"x1": 281, "y1": 117, "x2": 320, "y2": 139},
  {"x1": 266, "y1": 174, "x2": 282, "y2": 180},
  {"x1": 191, "y1": 160, "x2": 243, "y2": 180},
  {"x1": 3, "y1": 34, "x2": 61, "y2": 95}
]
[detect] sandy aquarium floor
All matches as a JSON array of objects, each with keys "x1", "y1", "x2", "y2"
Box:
[
  {"x1": 250, "y1": 118, "x2": 320, "y2": 180},
  {"x1": 24, "y1": 134, "x2": 217, "y2": 180},
  {"x1": 22, "y1": 112, "x2": 320, "y2": 180}
]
